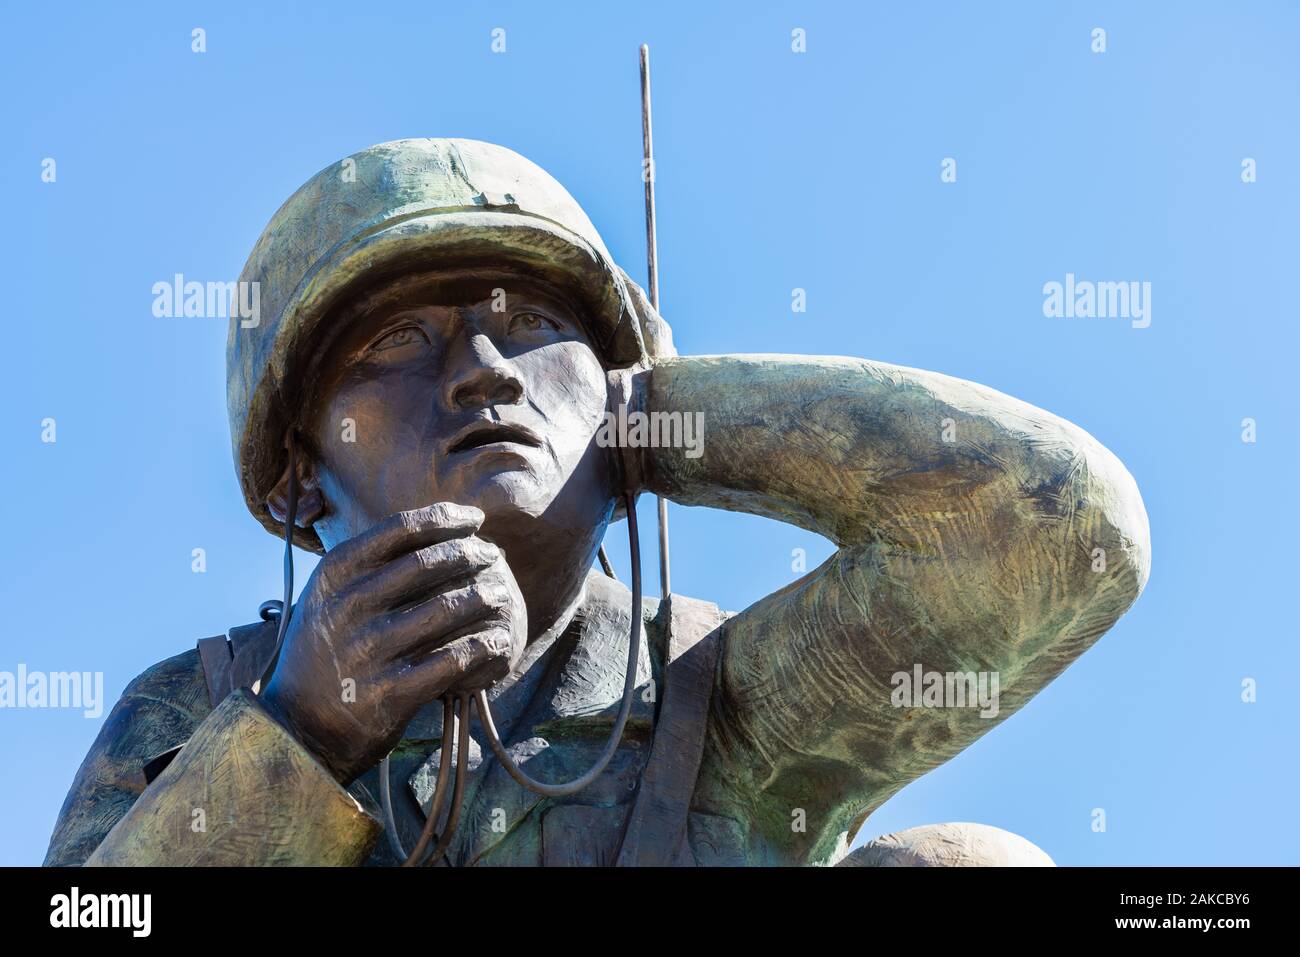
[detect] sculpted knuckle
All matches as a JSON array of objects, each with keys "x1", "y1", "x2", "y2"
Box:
[
  {"x1": 463, "y1": 575, "x2": 500, "y2": 609},
  {"x1": 397, "y1": 509, "x2": 423, "y2": 537},
  {"x1": 434, "y1": 637, "x2": 470, "y2": 673},
  {"x1": 492, "y1": 554, "x2": 518, "y2": 582},
  {"x1": 482, "y1": 579, "x2": 511, "y2": 609},
  {"x1": 329, "y1": 586, "x2": 363, "y2": 626},
  {"x1": 444, "y1": 539, "x2": 474, "y2": 567},
  {"x1": 437, "y1": 585, "x2": 470, "y2": 617},
  {"x1": 460, "y1": 635, "x2": 491, "y2": 667},
  {"x1": 351, "y1": 627, "x2": 380, "y2": 666},
  {"x1": 482, "y1": 627, "x2": 511, "y2": 658},
  {"x1": 327, "y1": 582, "x2": 369, "y2": 629},
  {"x1": 414, "y1": 543, "x2": 444, "y2": 571},
  {"x1": 466, "y1": 537, "x2": 498, "y2": 565}
]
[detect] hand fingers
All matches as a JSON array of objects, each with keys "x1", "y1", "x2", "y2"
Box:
[
  {"x1": 387, "y1": 630, "x2": 513, "y2": 700},
  {"x1": 354, "y1": 536, "x2": 500, "y2": 612},
  {"x1": 451, "y1": 646, "x2": 515, "y2": 692},
  {"x1": 326, "y1": 503, "x2": 484, "y2": 574},
  {"x1": 365, "y1": 576, "x2": 513, "y2": 663}
]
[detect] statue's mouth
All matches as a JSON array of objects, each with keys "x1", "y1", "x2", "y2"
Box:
[{"x1": 446, "y1": 421, "x2": 542, "y2": 455}]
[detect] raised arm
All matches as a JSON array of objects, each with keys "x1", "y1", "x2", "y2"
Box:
[{"x1": 635, "y1": 354, "x2": 1150, "y2": 864}]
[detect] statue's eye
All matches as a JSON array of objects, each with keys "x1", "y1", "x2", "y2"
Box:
[
  {"x1": 367, "y1": 325, "x2": 430, "y2": 357},
  {"x1": 508, "y1": 310, "x2": 560, "y2": 338}
]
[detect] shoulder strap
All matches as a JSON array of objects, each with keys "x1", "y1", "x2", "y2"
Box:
[
  {"x1": 196, "y1": 635, "x2": 234, "y2": 708},
  {"x1": 196, "y1": 617, "x2": 279, "y2": 708},
  {"x1": 616, "y1": 594, "x2": 728, "y2": 867}
]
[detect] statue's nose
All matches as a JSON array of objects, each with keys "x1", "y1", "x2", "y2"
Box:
[{"x1": 444, "y1": 333, "x2": 524, "y2": 410}]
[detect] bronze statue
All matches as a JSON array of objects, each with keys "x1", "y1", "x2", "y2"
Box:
[{"x1": 44, "y1": 137, "x2": 1150, "y2": 867}]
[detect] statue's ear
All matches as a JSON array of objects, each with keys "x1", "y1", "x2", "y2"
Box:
[{"x1": 265, "y1": 447, "x2": 325, "y2": 529}]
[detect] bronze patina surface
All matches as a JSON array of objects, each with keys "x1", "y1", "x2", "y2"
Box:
[{"x1": 45, "y1": 139, "x2": 1150, "y2": 867}]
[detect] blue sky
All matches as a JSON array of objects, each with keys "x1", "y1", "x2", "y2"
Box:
[{"x1": 1, "y1": 1, "x2": 1297, "y2": 866}]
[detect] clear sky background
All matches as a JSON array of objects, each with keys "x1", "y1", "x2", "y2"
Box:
[{"x1": 1, "y1": 1, "x2": 1297, "y2": 866}]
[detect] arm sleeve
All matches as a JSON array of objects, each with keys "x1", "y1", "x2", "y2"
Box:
[
  {"x1": 45, "y1": 648, "x2": 380, "y2": 867},
  {"x1": 44, "y1": 649, "x2": 210, "y2": 866},
  {"x1": 86, "y1": 689, "x2": 380, "y2": 866},
  {"x1": 642, "y1": 355, "x2": 1150, "y2": 861}
]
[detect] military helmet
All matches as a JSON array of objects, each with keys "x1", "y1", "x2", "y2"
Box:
[{"x1": 227, "y1": 138, "x2": 672, "y2": 553}]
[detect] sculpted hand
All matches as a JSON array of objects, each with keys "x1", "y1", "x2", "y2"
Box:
[{"x1": 260, "y1": 503, "x2": 527, "y2": 785}]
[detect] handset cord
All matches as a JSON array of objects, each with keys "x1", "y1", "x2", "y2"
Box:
[
  {"x1": 256, "y1": 433, "x2": 298, "y2": 695},
  {"x1": 475, "y1": 489, "x2": 642, "y2": 797}
]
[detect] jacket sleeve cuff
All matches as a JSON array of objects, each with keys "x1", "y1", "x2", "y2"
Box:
[{"x1": 87, "y1": 688, "x2": 381, "y2": 866}]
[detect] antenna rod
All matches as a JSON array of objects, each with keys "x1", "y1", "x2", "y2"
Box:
[{"x1": 639, "y1": 43, "x2": 671, "y2": 599}]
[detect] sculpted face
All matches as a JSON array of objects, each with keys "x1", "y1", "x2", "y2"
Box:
[{"x1": 286, "y1": 268, "x2": 620, "y2": 634}]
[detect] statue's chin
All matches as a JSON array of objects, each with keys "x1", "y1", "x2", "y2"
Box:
[{"x1": 458, "y1": 468, "x2": 554, "y2": 525}]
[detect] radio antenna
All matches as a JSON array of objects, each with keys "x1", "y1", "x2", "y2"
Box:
[{"x1": 640, "y1": 43, "x2": 671, "y2": 599}]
